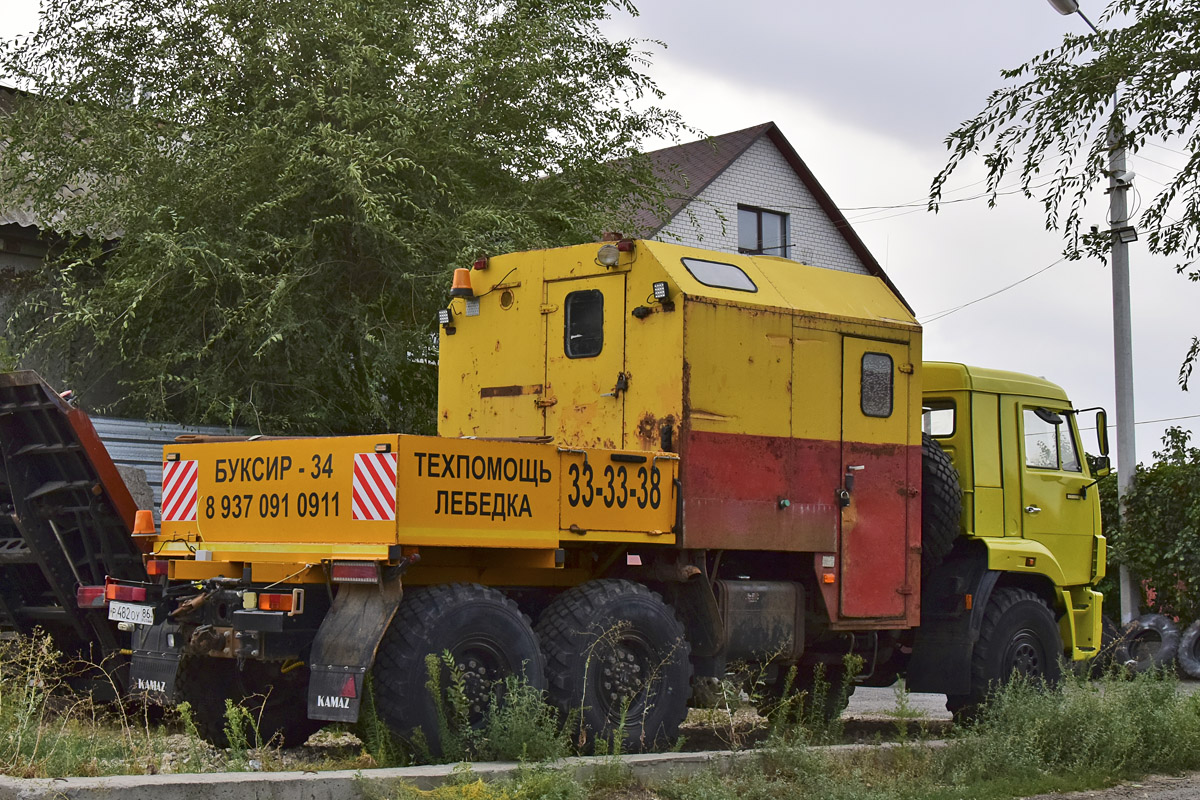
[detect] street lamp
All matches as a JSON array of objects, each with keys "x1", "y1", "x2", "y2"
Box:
[{"x1": 1049, "y1": 0, "x2": 1139, "y2": 625}]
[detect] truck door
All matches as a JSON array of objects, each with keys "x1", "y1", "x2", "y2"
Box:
[
  {"x1": 543, "y1": 276, "x2": 627, "y2": 448},
  {"x1": 839, "y1": 337, "x2": 914, "y2": 619},
  {"x1": 1019, "y1": 405, "x2": 1096, "y2": 585}
]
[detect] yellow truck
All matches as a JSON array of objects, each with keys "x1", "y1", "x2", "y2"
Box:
[{"x1": 95, "y1": 239, "x2": 1109, "y2": 749}]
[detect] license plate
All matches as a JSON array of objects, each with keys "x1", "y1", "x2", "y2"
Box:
[{"x1": 108, "y1": 600, "x2": 154, "y2": 626}]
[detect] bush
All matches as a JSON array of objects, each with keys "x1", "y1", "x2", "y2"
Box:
[{"x1": 1104, "y1": 427, "x2": 1200, "y2": 620}]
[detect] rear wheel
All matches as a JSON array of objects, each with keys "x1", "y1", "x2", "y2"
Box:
[
  {"x1": 176, "y1": 658, "x2": 322, "y2": 748},
  {"x1": 537, "y1": 579, "x2": 691, "y2": 753},
  {"x1": 946, "y1": 587, "x2": 1062, "y2": 719},
  {"x1": 371, "y1": 583, "x2": 545, "y2": 755}
]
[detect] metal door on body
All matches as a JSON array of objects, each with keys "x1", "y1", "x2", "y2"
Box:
[
  {"x1": 543, "y1": 275, "x2": 627, "y2": 449},
  {"x1": 838, "y1": 337, "x2": 914, "y2": 619}
]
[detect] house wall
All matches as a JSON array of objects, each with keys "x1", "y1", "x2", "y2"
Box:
[{"x1": 654, "y1": 137, "x2": 869, "y2": 275}]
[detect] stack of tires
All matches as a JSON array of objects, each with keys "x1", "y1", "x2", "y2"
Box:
[{"x1": 1093, "y1": 612, "x2": 1200, "y2": 679}]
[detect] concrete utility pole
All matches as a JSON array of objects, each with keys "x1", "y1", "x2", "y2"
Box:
[{"x1": 1048, "y1": 0, "x2": 1139, "y2": 624}]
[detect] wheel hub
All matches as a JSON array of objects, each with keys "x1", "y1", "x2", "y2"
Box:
[
  {"x1": 601, "y1": 646, "x2": 647, "y2": 709},
  {"x1": 1007, "y1": 631, "x2": 1043, "y2": 676}
]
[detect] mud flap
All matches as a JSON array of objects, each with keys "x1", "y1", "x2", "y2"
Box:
[
  {"x1": 129, "y1": 622, "x2": 182, "y2": 701},
  {"x1": 307, "y1": 577, "x2": 403, "y2": 723}
]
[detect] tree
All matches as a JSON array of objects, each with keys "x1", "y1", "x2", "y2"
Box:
[
  {"x1": 929, "y1": 0, "x2": 1200, "y2": 385},
  {"x1": 1102, "y1": 428, "x2": 1200, "y2": 619},
  {"x1": 0, "y1": 0, "x2": 679, "y2": 433}
]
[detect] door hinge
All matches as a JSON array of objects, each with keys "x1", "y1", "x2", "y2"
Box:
[
  {"x1": 898, "y1": 363, "x2": 915, "y2": 374},
  {"x1": 535, "y1": 397, "x2": 558, "y2": 409},
  {"x1": 540, "y1": 304, "x2": 559, "y2": 315}
]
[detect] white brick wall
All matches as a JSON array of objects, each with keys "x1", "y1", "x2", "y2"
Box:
[{"x1": 655, "y1": 137, "x2": 868, "y2": 275}]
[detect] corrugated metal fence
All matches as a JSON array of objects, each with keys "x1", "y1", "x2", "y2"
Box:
[{"x1": 91, "y1": 416, "x2": 242, "y2": 513}]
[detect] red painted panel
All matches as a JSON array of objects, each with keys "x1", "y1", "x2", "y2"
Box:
[
  {"x1": 838, "y1": 442, "x2": 918, "y2": 619},
  {"x1": 680, "y1": 430, "x2": 840, "y2": 552},
  {"x1": 681, "y1": 430, "x2": 921, "y2": 628}
]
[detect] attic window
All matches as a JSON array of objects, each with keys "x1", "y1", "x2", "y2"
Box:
[
  {"x1": 681, "y1": 258, "x2": 757, "y2": 293},
  {"x1": 738, "y1": 206, "x2": 788, "y2": 256}
]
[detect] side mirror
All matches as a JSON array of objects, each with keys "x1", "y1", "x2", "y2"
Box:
[
  {"x1": 1088, "y1": 453, "x2": 1111, "y2": 478},
  {"x1": 1096, "y1": 410, "x2": 1110, "y2": 456}
]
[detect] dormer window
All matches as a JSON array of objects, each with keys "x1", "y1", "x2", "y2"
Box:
[{"x1": 738, "y1": 206, "x2": 788, "y2": 256}]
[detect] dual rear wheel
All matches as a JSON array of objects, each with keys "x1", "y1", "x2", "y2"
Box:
[{"x1": 371, "y1": 579, "x2": 691, "y2": 755}]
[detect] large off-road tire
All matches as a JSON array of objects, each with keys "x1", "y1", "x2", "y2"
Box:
[
  {"x1": 1176, "y1": 619, "x2": 1200, "y2": 679},
  {"x1": 921, "y1": 433, "x2": 962, "y2": 574},
  {"x1": 945, "y1": 587, "x2": 1063, "y2": 719},
  {"x1": 371, "y1": 583, "x2": 545, "y2": 754},
  {"x1": 176, "y1": 658, "x2": 322, "y2": 748},
  {"x1": 536, "y1": 579, "x2": 692, "y2": 753},
  {"x1": 1115, "y1": 613, "x2": 1179, "y2": 673}
]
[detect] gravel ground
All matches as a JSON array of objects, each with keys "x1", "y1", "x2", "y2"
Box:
[{"x1": 1025, "y1": 773, "x2": 1200, "y2": 799}]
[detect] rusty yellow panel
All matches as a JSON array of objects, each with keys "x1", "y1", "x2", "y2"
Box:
[
  {"x1": 558, "y1": 448, "x2": 677, "y2": 537},
  {"x1": 791, "y1": 325, "x2": 841, "y2": 442},
  {"x1": 161, "y1": 435, "x2": 401, "y2": 545},
  {"x1": 439, "y1": 250, "x2": 547, "y2": 439},
  {"x1": 396, "y1": 437, "x2": 561, "y2": 548},
  {"x1": 543, "y1": 274, "x2": 627, "y2": 448},
  {"x1": 683, "y1": 302, "x2": 792, "y2": 437},
  {"x1": 841, "y1": 337, "x2": 918, "y2": 446},
  {"x1": 623, "y1": 260, "x2": 685, "y2": 452},
  {"x1": 638, "y1": 241, "x2": 792, "y2": 309}
]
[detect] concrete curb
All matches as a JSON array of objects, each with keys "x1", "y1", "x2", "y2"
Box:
[{"x1": 0, "y1": 741, "x2": 945, "y2": 800}]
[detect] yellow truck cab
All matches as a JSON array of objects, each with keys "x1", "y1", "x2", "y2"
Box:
[{"x1": 78, "y1": 238, "x2": 1107, "y2": 749}]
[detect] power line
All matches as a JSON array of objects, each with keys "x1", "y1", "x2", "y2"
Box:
[
  {"x1": 918, "y1": 258, "x2": 1066, "y2": 324},
  {"x1": 1079, "y1": 412, "x2": 1200, "y2": 432}
]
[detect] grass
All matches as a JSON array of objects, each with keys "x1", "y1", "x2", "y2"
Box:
[{"x1": 7, "y1": 627, "x2": 1200, "y2": 800}]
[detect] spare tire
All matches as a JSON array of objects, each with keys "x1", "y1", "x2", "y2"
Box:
[
  {"x1": 921, "y1": 433, "x2": 963, "y2": 574},
  {"x1": 1114, "y1": 613, "x2": 1179, "y2": 673},
  {"x1": 1177, "y1": 619, "x2": 1200, "y2": 679}
]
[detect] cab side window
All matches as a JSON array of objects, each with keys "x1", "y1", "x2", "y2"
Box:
[
  {"x1": 1023, "y1": 408, "x2": 1082, "y2": 472},
  {"x1": 565, "y1": 290, "x2": 603, "y2": 358}
]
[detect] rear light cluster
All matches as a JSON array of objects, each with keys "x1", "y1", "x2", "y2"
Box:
[
  {"x1": 331, "y1": 561, "x2": 378, "y2": 584},
  {"x1": 107, "y1": 582, "x2": 148, "y2": 602},
  {"x1": 145, "y1": 559, "x2": 170, "y2": 576},
  {"x1": 76, "y1": 579, "x2": 150, "y2": 608}
]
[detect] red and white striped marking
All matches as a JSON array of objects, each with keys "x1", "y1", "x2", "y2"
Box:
[
  {"x1": 162, "y1": 460, "x2": 199, "y2": 522},
  {"x1": 353, "y1": 452, "x2": 398, "y2": 521}
]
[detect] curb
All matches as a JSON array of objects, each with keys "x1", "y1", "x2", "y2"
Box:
[{"x1": 0, "y1": 741, "x2": 945, "y2": 800}]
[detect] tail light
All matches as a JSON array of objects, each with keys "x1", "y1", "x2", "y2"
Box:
[
  {"x1": 105, "y1": 581, "x2": 147, "y2": 602},
  {"x1": 259, "y1": 588, "x2": 305, "y2": 615},
  {"x1": 76, "y1": 586, "x2": 107, "y2": 608},
  {"x1": 330, "y1": 561, "x2": 378, "y2": 584},
  {"x1": 146, "y1": 559, "x2": 170, "y2": 576}
]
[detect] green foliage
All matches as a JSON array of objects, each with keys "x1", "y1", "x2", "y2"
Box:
[
  {"x1": 930, "y1": 0, "x2": 1200, "y2": 385},
  {"x1": 0, "y1": 0, "x2": 681, "y2": 432},
  {"x1": 946, "y1": 669, "x2": 1200, "y2": 785},
  {"x1": 1102, "y1": 427, "x2": 1200, "y2": 618},
  {"x1": 420, "y1": 650, "x2": 569, "y2": 764}
]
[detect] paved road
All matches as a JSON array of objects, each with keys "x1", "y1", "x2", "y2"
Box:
[{"x1": 845, "y1": 686, "x2": 952, "y2": 720}]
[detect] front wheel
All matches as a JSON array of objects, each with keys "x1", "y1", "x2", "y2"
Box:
[
  {"x1": 946, "y1": 587, "x2": 1062, "y2": 719},
  {"x1": 537, "y1": 580, "x2": 692, "y2": 753}
]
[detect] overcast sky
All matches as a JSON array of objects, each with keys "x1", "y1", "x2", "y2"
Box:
[{"x1": 2, "y1": 1, "x2": 1195, "y2": 467}]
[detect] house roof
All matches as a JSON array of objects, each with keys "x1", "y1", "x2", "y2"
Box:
[{"x1": 635, "y1": 122, "x2": 910, "y2": 312}]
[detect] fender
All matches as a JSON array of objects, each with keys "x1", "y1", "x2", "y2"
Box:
[{"x1": 905, "y1": 545, "x2": 1001, "y2": 695}]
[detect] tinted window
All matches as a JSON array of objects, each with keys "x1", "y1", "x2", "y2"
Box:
[
  {"x1": 681, "y1": 258, "x2": 757, "y2": 292},
  {"x1": 861, "y1": 353, "x2": 893, "y2": 418},
  {"x1": 565, "y1": 290, "x2": 603, "y2": 358}
]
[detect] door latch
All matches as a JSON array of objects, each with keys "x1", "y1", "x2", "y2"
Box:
[{"x1": 601, "y1": 372, "x2": 629, "y2": 398}]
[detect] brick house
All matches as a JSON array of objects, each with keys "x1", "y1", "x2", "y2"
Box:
[{"x1": 634, "y1": 122, "x2": 907, "y2": 305}]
